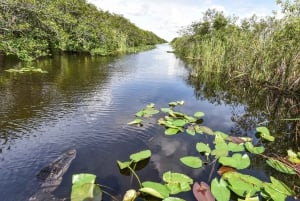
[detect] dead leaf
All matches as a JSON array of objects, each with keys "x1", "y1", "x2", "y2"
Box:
[
  {"x1": 193, "y1": 181, "x2": 215, "y2": 201},
  {"x1": 217, "y1": 166, "x2": 236, "y2": 176}
]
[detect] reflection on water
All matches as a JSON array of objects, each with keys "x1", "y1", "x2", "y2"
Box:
[{"x1": 0, "y1": 45, "x2": 299, "y2": 200}]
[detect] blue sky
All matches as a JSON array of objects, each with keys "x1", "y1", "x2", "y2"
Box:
[{"x1": 87, "y1": 0, "x2": 280, "y2": 41}]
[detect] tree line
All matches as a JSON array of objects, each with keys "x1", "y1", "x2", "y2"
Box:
[{"x1": 0, "y1": 0, "x2": 166, "y2": 61}]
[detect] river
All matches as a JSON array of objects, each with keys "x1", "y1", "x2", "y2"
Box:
[{"x1": 0, "y1": 44, "x2": 299, "y2": 201}]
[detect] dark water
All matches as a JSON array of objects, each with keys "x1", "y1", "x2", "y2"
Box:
[{"x1": 0, "y1": 44, "x2": 299, "y2": 201}]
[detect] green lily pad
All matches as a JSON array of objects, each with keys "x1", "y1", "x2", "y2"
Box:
[
  {"x1": 180, "y1": 156, "x2": 202, "y2": 168},
  {"x1": 245, "y1": 142, "x2": 265, "y2": 154},
  {"x1": 141, "y1": 181, "x2": 169, "y2": 199},
  {"x1": 262, "y1": 177, "x2": 295, "y2": 201},
  {"x1": 266, "y1": 158, "x2": 296, "y2": 174},
  {"x1": 219, "y1": 153, "x2": 250, "y2": 169},
  {"x1": 162, "y1": 197, "x2": 185, "y2": 201},
  {"x1": 194, "y1": 112, "x2": 205, "y2": 118},
  {"x1": 228, "y1": 142, "x2": 245, "y2": 152},
  {"x1": 117, "y1": 160, "x2": 132, "y2": 170},
  {"x1": 163, "y1": 171, "x2": 193, "y2": 194},
  {"x1": 130, "y1": 149, "x2": 151, "y2": 162},
  {"x1": 211, "y1": 178, "x2": 230, "y2": 201},
  {"x1": 196, "y1": 142, "x2": 211, "y2": 154},
  {"x1": 223, "y1": 172, "x2": 263, "y2": 197},
  {"x1": 256, "y1": 127, "x2": 275, "y2": 142},
  {"x1": 165, "y1": 128, "x2": 180, "y2": 135},
  {"x1": 127, "y1": 118, "x2": 143, "y2": 125},
  {"x1": 172, "y1": 119, "x2": 186, "y2": 127},
  {"x1": 186, "y1": 126, "x2": 196, "y2": 136}
]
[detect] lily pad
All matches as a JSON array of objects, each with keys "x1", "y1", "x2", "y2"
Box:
[
  {"x1": 256, "y1": 127, "x2": 275, "y2": 142},
  {"x1": 163, "y1": 171, "x2": 193, "y2": 194},
  {"x1": 165, "y1": 128, "x2": 180, "y2": 135},
  {"x1": 196, "y1": 142, "x2": 211, "y2": 154},
  {"x1": 130, "y1": 149, "x2": 151, "y2": 162},
  {"x1": 141, "y1": 181, "x2": 169, "y2": 199},
  {"x1": 180, "y1": 156, "x2": 202, "y2": 168},
  {"x1": 219, "y1": 153, "x2": 250, "y2": 169},
  {"x1": 211, "y1": 178, "x2": 230, "y2": 201},
  {"x1": 194, "y1": 112, "x2": 205, "y2": 118},
  {"x1": 245, "y1": 142, "x2": 265, "y2": 154},
  {"x1": 266, "y1": 158, "x2": 296, "y2": 174}
]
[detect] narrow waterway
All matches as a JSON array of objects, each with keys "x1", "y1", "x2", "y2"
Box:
[{"x1": 0, "y1": 44, "x2": 298, "y2": 201}]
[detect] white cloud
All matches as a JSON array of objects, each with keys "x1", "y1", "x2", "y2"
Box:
[{"x1": 87, "y1": 0, "x2": 278, "y2": 41}]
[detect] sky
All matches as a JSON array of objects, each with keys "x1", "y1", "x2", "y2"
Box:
[{"x1": 87, "y1": 0, "x2": 280, "y2": 41}]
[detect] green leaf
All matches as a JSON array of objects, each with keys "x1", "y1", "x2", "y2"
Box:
[
  {"x1": 117, "y1": 160, "x2": 132, "y2": 170},
  {"x1": 130, "y1": 150, "x2": 151, "y2": 162},
  {"x1": 219, "y1": 153, "x2": 250, "y2": 169},
  {"x1": 223, "y1": 172, "x2": 263, "y2": 197},
  {"x1": 71, "y1": 183, "x2": 102, "y2": 201},
  {"x1": 165, "y1": 128, "x2": 180, "y2": 135},
  {"x1": 71, "y1": 174, "x2": 101, "y2": 201},
  {"x1": 161, "y1": 107, "x2": 173, "y2": 113},
  {"x1": 198, "y1": 126, "x2": 214, "y2": 135},
  {"x1": 266, "y1": 158, "x2": 296, "y2": 174},
  {"x1": 237, "y1": 195, "x2": 259, "y2": 201},
  {"x1": 228, "y1": 142, "x2": 245, "y2": 152},
  {"x1": 194, "y1": 112, "x2": 205, "y2": 118},
  {"x1": 186, "y1": 126, "x2": 196, "y2": 136},
  {"x1": 245, "y1": 142, "x2": 265, "y2": 154},
  {"x1": 184, "y1": 115, "x2": 197, "y2": 123},
  {"x1": 141, "y1": 181, "x2": 169, "y2": 199},
  {"x1": 287, "y1": 149, "x2": 300, "y2": 164},
  {"x1": 135, "y1": 110, "x2": 144, "y2": 117},
  {"x1": 256, "y1": 127, "x2": 275, "y2": 141},
  {"x1": 162, "y1": 197, "x2": 185, "y2": 201},
  {"x1": 211, "y1": 178, "x2": 230, "y2": 201},
  {"x1": 269, "y1": 176, "x2": 295, "y2": 196},
  {"x1": 196, "y1": 142, "x2": 211, "y2": 154},
  {"x1": 172, "y1": 119, "x2": 186, "y2": 127},
  {"x1": 163, "y1": 171, "x2": 193, "y2": 194},
  {"x1": 127, "y1": 118, "x2": 143, "y2": 125},
  {"x1": 180, "y1": 156, "x2": 202, "y2": 168},
  {"x1": 72, "y1": 174, "x2": 97, "y2": 186}
]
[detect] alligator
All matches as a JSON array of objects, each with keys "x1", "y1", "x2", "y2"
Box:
[{"x1": 29, "y1": 149, "x2": 77, "y2": 201}]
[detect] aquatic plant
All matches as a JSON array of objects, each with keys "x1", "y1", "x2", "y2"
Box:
[{"x1": 71, "y1": 101, "x2": 299, "y2": 201}]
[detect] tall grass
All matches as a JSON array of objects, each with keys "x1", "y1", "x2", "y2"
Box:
[{"x1": 172, "y1": 5, "x2": 300, "y2": 92}]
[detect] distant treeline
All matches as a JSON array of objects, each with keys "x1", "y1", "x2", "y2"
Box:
[
  {"x1": 0, "y1": 0, "x2": 166, "y2": 61},
  {"x1": 171, "y1": 0, "x2": 300, "y2": 92}
]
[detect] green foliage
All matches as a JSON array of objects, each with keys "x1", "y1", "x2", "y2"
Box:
[
  {"x1": 171, "y1": 3, "x2": 300, "y2": 92},
  {"x1": 0, "y1": 0, "x2": 166, "y2": 61}
]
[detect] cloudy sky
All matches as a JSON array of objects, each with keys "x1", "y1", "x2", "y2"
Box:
[{"x1": 87, "y1": 0, "x2": 280, "y2": 41}]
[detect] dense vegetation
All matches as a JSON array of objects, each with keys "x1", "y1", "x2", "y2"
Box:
[
  {"x1": 171, "y1": 0, "x2": 300, "y2": 93},
  {"x1": 0, "y1": 0, "x2": 166, "y2": 61}
]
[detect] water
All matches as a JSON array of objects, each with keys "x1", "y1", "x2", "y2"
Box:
[{"x1": 0, "y1": 44, "x2": 298, "y2": 201}]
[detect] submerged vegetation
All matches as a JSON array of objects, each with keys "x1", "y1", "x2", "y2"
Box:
[
  {"x1": 171, "y1": 0, "x2": 300, "y2": 93},
  {"x1": 71, "y1": 101, "x2": 299, "y2": 201},
  {"x1": 0, "y1": 0, "x2": 166, "y2": 61}
]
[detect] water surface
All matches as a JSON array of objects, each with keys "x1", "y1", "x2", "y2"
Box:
[{"x1": 0, "y1": 44, "x2": 298, "y2": 200}]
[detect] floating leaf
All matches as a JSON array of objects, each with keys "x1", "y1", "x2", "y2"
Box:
[
  {"x1": 214, "y1": 131, "x2": 229, "y2": 140},
  {"x1": 165, "y1": 128, "x2": 180, "y2": 135},
  {"x1": 194, "y1": 112, "x2": 205, "y2": 118},
  {"x1": 211, "y1": 142, "x2": 229, "y2": 158},
  {"x1": 173, "y1": 119, "x2": 186, "y2": 127},
  {"x1": 135, "y1": 110, "x2": 144, "y2": 117},
  {"x1": 161, "y1": 108, "x2": 173, "y2": 113},
  {"x1": 117, "y1": 160, "x2": 132, "y2": 170},
  {"x1": 184, "y1": 115, "x2": 197, "y2": 123},
  {"x1": 198, "y1": 126, "x2": 214, "y2": 135},
  {"x1": 72, "y1": 174, "x2": 96, "y2": 186},
  {"x1": 211, "y1": 178, "x2": 230, "y2": 201},
  {"x1": 71, "y1": 174, "x2": 102, "y2": 201},
  {"x1": 186, "y1": 126, "x2": 196, "y2": 136},
  {"x1": 237, "y1": 195, "x2": 259, "y2": 201},
  {"x1": 266, "y1": 158, "x2": 296, "y2": 174},
  {"x1": 287, "y1": 149, "x2": 300, "y2": 164},
  {"x1": 244, "y1": 142, "x2": 265, "y2": 154},
  {"x1": 193, "y1": 182, "x2": 215, "y2": 201},
  {"x1": 227, "y1": 142, "x2": 244, "y2": 152},
  {"x1": 227, "y1": 136, "x2": 251, "y2": 144},
  {"x1": 219, "y1": 154, "x2": 250, "y2": 169},
  {"x1": 163, "y1": 171, "x2": 193, "y2": 194},
  {"x1": 262, "y1": 177, "x2": 295, "y2": 201},
  {"x1": 130, "y1": 150, "x2": 151, "y2": 162},
  {"x1": 162, "y1": 197, "x2": 185, "y2": 201},
  {"x1": 196, "y1": 142, "x2": 211, "y2": 154},
  {"x1": 256, "y1": 127, "x2": 275, "y2": 142},
  {"x1": 223, "y1": 172, "x2": 263, "y2": 197},
  {"x1": 141, "y1": 181, "x2": 169, "y2": 199},
  {"x1": 217, "y1": 166, "x2": 236, "y2": 175},
  {"x1": 180, "y1": 156, "x2": 202, "y2": 168},
  {"x1": 127, "y1": 118, "x2": 143, "y2": 125}
]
